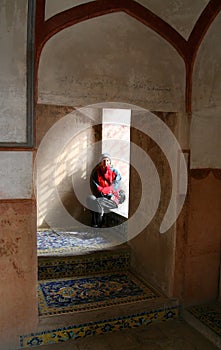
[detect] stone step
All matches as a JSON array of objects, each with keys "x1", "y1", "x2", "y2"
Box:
[
  {"x1": 19, "y1": 270, "x2": 179, "y2": 349},
  {"x1": 38, "y1": 244, "x2": 131, "y2": 280}
]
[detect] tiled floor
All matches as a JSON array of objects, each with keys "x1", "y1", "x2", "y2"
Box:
[
  {"x1": 31, "y1": 319, "x2": 218, "y2": 350},
  {"x1": 37, "y1": 228, "x2": 126, "y2": 256}
]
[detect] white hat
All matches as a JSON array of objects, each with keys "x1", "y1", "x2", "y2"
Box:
[{"x1": 99, "y1": 153, "x2": 111, "y2": 162}]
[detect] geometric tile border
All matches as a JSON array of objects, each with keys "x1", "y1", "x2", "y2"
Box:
[
  {"x1": 38, "y1": 250, "x2": 131, "y2": 280},
  {"x1": 20, "y1": 306, "x2": 179, "y2": 348}
]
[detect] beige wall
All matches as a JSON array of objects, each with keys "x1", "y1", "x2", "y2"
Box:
[
  {"x1": 36, "y1": 104, "x2": 102, "y2": 229},
  {"x1": 191, "y1": 12, "x2": 221, "y2": 168},
  {"x1": 0, "y1": 0, "x2": 27, "y2": 143},
  {"x1": 179, "y1": 172, "x2": 221, "y2": 304},
  {"x1": 38, "y1": 12, "x2": 185, "y2": 112},
  {"x1": 0, "y1": 201, "x2": 37, "y2": 349},
  {"x1": 136, "y1": 0, "x2": 210, "y2": 40},
  {"x1": 129, "y1": 112, "x2": 178, "y2": 296},
  {"x1": 0, "y1": 1, "x2": 38, "y2": 347}
]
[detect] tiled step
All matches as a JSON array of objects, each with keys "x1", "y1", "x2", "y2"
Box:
[
  {"x1": 20, "y1": 319, "x2": 220, "y2": 350},
  {"x1": 20, "y1": 304, "x2": 179, "y2": 348},
  {"x1": 20, "y1": 270, "x2": 179, "y2": 348},
  {"x1": 182, "y1": 302, "x2": 221, "y2": 349},
  {"x1": 38, "y1": 244, "x2": 131, "y2": 280},
  {"x1": 29, "y1": 231, "x2": 180, "y2": 349},
  {"x1": 37, "y1": 227, "x2": 128, "y2": 258}
]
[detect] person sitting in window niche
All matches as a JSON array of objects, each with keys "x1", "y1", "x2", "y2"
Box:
[{"x1": 87, "y1": 153, "x2": 123, "y2": 228}]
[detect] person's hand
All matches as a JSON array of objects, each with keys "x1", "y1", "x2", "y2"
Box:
[
  {"x1": 101, "y1": 186, "x2": 112, "y2": 194},
  {"x1": 97, "y1": 186, "x2": 112, "y2": 195}
]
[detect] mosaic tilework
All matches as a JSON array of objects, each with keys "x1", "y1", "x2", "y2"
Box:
[
  {"x1": 38, "y1": 271, "x2": 161, "y2": 316},
  {"x1": 38, "y1": 249, "x2": 130, "y2": 280},
  {"x1": 37, "y1": 230, "x2": 114, "y2": 256},
  {"x1": 37, "y1": 227, "x2": 127, "y2": 256},
  {"x1": 187, "y1": 302, "x2": 221, "y2": 337},
  {"x1": 20, "y1": 306, "x2": 179, "y2": 348}
]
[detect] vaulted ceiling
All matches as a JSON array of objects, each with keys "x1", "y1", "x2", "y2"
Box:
[{"x1": 35, "y1": 0, "x2": 221, "y2": 114}]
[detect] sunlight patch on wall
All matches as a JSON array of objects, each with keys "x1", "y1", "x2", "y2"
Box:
[{"x1": 102, "y1": 108, "x2": 131, "y2": 218}]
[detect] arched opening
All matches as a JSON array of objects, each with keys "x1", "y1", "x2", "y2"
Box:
[{"x1": 36, "y1": 4, "x2": 188, "y2": 320}]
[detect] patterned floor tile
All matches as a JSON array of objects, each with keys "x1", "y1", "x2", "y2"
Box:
[
  {"x1": 186, "y1": 302, "x2": 221, "y2": 337},
  {"x1": 38, "y1": 271, "x2": 161, "y2": 316},
  {"x1": 37, "y1": 229, "x2": 126, "y2": 256}
]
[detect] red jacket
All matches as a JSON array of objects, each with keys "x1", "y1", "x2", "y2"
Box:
[{"x1": 91, "y1": 165, "x2": 122, "y2": 201}]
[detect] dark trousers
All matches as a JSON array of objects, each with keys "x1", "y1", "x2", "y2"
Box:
[
  {"x1": 87, "y1": 194, "x2": 115, "y2": 227},
  {"x1": 91, "y1": 211, "x2": 103, "y2": 227}
]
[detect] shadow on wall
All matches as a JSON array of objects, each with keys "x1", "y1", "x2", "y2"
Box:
[
  {"x1": 35, "y1": 104, "x2": 102, "y2": 230},
  {"x1": 38, "y1": 167, "x2": 92, "y2": 229}
]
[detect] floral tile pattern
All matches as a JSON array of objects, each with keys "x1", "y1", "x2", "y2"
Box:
[
  {"x1": 38, "y1": 271, "x2": 161, "y2": 316},
  {"x1": 20, "y1": 307, "x2": 179, "y2": 348},
  {"x1": 187, "y1": 302, "x2": 221, "y2": 337},
  {"x1": 37, "y1": 229, "x2": 124, "y2": 256}
]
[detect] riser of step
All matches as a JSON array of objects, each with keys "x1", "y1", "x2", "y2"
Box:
[
  {"x1": 20, "y1": 299, "x2": 179, "y2": 348},
  {"x1": 38, "y1": 245, "x2": 130, "y2": 280}
]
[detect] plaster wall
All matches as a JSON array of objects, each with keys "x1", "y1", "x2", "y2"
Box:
[
  {"x1": 0, "y1": 1, "x2": 37, "y2": 347},
  {"x1": 136, "y1": 0, "x2": 209, "y2": 39},
  {"x1": 0, "y1": 0, "x2": 27, "y2": 143},
  {"x1": 0, "y1": 152, "x2": 33, "y2": 199},
  {"x1": 0, "y1": 200, "x2": 37, "y2": 349},
  {"x1": 38, "y1": 12, "x2": 185, "y2": 112},
  {"x1": 191, "y1": 12, "x2": 221, "y2": 168},
  {"x1": 129, "y1": 112, "x2": 178, "y2": 296},
  {"x1": 184, "y1": 172, "x2": 221, "y2": 303},
  {"x1": 186, "y1": 10, "x2": 221, "y2": 301},
  {"x1": 45, "y1": 0, "x2": 94, "y2": 20},
  {"x1": 35, "y1": 104, "x2": 102, "y2": 229},
  {"x1": 190, "y1": 112, "x2": 221, "y2": 168}
]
